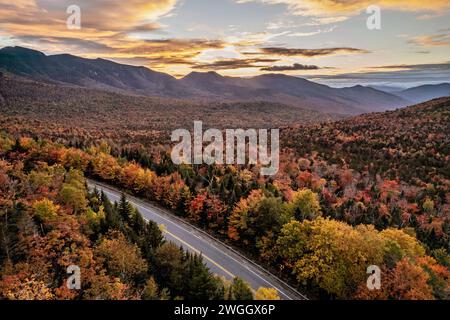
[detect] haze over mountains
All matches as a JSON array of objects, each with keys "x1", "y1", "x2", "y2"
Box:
[
  {"x1": 394, "y1": 83, "x2": 450, "y2": 104},
  {"x1": 1, "y1": 46, "x2": 448, "y2": 115}
]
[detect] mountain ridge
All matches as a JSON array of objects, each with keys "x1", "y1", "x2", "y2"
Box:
[{"x1": 0, "y1": 46, "x2": 416, "y2": 115}]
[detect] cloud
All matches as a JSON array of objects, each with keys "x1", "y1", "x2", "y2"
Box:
[
  {"x1": 288, "y1": 25, "x2": 336, "y2": 37},
  {"x1": 255, "y1": 47, "x2": 369, "y2": 57},
  {"x1": 0, "y1": 1, "x2": 181, "y2": 53},
  {"x1": 261, "y1": 63, "x2": 320, "y2": 71},
  {"x1": 14, "y1": 35, "x2": 115, "y2": 53},
  {"x1": 34, "y1": 0, "x2": 178, "y2": 31},
  {"x1": 0, "y1": 1, "x2": 235, "y2": 72},
  {"x1": 109, "y1": 55, "x2": 197, "y2": 67},
  {"x1": 368, "y1": 62, "x2": 450, "y2": 71},
  {"x1": 193, "y1": 58, "x2": 278, "y2": 70},
  {"x1": 0, "y1": 1, "x2": 178, "y2": 39},
  {"x1": 409, "y1": 32, "x2": 450, "y2": 47},
  {"x1": 118, "y1": 39, "x2": 226, "y2": 55},
  {"x1": 226, "y1": 31, "x2": 290, "y2": 47},
  {"x1": 236, "y1": 0, "x2": 450, "y2": 18},
  {"x1": 127, "y1": 23, "x2": 165, "y2": 33},
  {"x1": 307, "y1": 61, "x2": 450, "y2": 87}
]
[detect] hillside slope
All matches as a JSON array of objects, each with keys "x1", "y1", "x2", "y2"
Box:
[
  {"x1": 0, "y1": 46, "x2": 409, "y2": 115},
  {"x1": 396, "y1": 83, "x2": 450, "y2": 104}
]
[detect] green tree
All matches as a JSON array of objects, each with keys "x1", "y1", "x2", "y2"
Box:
[
  {"x1": 229, "y1": 277, "x2": 253, "y2": 300},
  {"x1": 153, "y1": 242, "x2": 184, "y2": 296},
  {"x1": 118, "y1": 193, "x2": 133, "y2": 223},
  {"x1": 183, "y1": 253, "x2": 224, "y2": 300},
  {"x1": 287, "y1": 189, "x2": 321, "y2": 221}
]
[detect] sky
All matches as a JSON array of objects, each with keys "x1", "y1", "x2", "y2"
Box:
[{"x1": 0, "y1": 0, "x2": 449, "y2": 87}]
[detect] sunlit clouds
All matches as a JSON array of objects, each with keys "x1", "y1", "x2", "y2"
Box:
[
  {"x1": 235, "y1": 0, "x2": 450, "y2": 19},
  {"x1": 0, "y1": 0, "x2": 449, "y2": 81}
]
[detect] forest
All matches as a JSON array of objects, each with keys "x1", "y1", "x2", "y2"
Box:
[
  {"x1": 0, "y1": 96, "x2": 448, "y2": 299},
  {"x1": 0, "y1": 140, "x2": 278, "y2": 299}
]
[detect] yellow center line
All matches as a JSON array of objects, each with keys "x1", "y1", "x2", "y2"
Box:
[{"x1": 162, "y1": 228, "x2": 236, "y2": 279}]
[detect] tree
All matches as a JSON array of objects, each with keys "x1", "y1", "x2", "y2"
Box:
[
  {"x1": 99, "y1": 191, "x2": 122, "y2": 231},
  {"x1": 183, "y1": 253, "x2": 224, "y2": 300},
  {"x1": 59, "y1": 170, "x2": 87, "y2": 214},
  {"x1": 118, "y1": 193, "x2": 133, "y2": 223},
  {"x1": 276, "y1": 218, "x2": 385, "y2": 299},
  {"x1": 380, "y1": 228, "x2": 425, "y2": 259},
  {"x1": 229, "y1": 277, "x2": 253, "y2": 300},
  {"x1": 153, "y1": 242, "x2": 184, "y2": 297},
  {"x1": 388, "y1": 258, "x2": 434, "y2": 300},
  {"x1": 142, "y1": 277, "x2": 160, "y2": 300},
  {"x1": 187, "y1": 193, "x2": 207, "y2": 225},
  {"x1": 59, "y1": 184, "x2": 87, "y2": 213},
  {"x1": 287, "y1": 188, "x2": 321, "y2": 221},
  {"x1": 0, "y1": 273, "x2": 54, "y2": 300},
  {"x1": 417, "y1": 256, "x2": 450, "y2": 300},
  {"x1": 95, "y1": 231, "x2": 148, "y2": 284},
  {"x1": 254, "y1": 196, "x2": 290, "y2": 238},
  {"x1": 228, "y1": 190, "x2": 263, "y2": 243},
  {"x1": 83, "y1": 274, "x2": 127, "y2": 300},
  {"x1": 138, "y1": 220, "x2": 164, "y2": 263},
  {"x1": 276, "y1": 217, "x2": 431, "y2": 299},
  {"x1": 254, "y1": 287, "x2": 280, "y2": 300},
  {"x1": 32, "y1": 198, "x2": 59, "y2": 222}
]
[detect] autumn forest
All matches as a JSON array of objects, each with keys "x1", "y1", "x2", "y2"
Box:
[{"x1": 0, "y1": 68, "x2": 449, "y2": 300}]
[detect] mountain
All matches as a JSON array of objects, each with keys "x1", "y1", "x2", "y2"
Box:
[
  {"x1": 367, "y1": 85, "x2": 406, "y2": 93},
  {"x1": 395, "y1": 83, "x2": 450, "y2": 104},
  {"x1": 0, "y1": 46, "x2": 192, "y2": 98},
  {"x1": 0, "y1": 46, "x2": 410, "y2": 115},
  {"x1": 180, "y1": 72, "x2": 409, "y2": 114},
  {"x1": 247, "y1": 75, "x2": 409, "y2": 113},
  {"x1": 0, "y1": 72, "x2": 341, "y2": 136}
]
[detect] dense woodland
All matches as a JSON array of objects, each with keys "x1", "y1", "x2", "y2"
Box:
[
  {"x1": 0, "y1": 143, "x2": 278, "y2": 300},
  {"x1": 0, "y1": 78, "x2": 449, "y2": 300},
  {"x1": 0, "y1": 74, "x2": 339, "y2": 147}
]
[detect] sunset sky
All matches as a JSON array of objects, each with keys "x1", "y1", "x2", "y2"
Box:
[{"x1": 0, "y1": 0, "x2": 449, "y2": 87}]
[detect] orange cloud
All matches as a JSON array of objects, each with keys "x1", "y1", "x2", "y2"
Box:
[
  {"x1": 236, "y1": 0, "x2": 450, "y2": 17},
  {"x1": 251, "y1": 47, "x2": 370, "y2": 57},
  {"x1": 0, "y1": 0, "x2": 179, "y2": 43},
  {"x1": 0, "y1": 0, "x2": 228, "y2": 70},
  {"x1": 409, "y1": 33, "x2": 450, "y2": 47}
]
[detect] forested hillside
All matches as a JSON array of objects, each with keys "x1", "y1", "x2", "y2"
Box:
[
  {"x1": 0, "y1": 140, "x2": 271, "y2": 300},
  {"x1": 0, "y1": 73, "x2": 339, "y2": 147},
  {"x1": 1, "y1": 96, "x2": 448, "y2": 299}
]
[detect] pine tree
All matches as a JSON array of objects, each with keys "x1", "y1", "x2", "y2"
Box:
[
  {"x1": 230, "y1": 277, "x2": 253, "y2": 300},
  {"x1": 118, "y1": 193, "x2": 133, "y2": 223},
  {"x1": 101, "y1": 191, "x2": 123, "y2": 231}
]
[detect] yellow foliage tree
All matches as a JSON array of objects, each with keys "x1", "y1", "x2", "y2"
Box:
[
  {"x1": 32, "y1": 198, "x2": 60, "y2": 222},
  {"x1": 255, "y1": 287, "x2": 280, "y2": 300},
  {"x1": 287, "y1": 188, "x2": 321, "y2": 221}
]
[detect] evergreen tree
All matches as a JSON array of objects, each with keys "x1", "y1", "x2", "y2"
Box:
[
  {"x1": 118, "y1": 193, "x2": 133, "y2": 223},
  {"x1": 182, "y1": 253, "x2": 224, "y2": 300},
  {"x1": 101, "y1": 191, "x2": 123, "y2": 231},
  {"x1": 229, "y1": 277, "x2": 253, "y2": 300}
]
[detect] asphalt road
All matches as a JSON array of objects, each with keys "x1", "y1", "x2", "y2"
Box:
[{"x1": 87, "y1": 180, "x2": 307, "y2": 300}]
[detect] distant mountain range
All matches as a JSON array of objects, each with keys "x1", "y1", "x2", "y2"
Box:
[
  {"x1": 1, "y1": 46, "x2": 448, "y2": 115},
  {"x1": 393, "y1": 83, "x2": 450, "y2": 104}
]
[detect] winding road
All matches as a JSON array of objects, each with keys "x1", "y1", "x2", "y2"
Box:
[{"x1": 87, "y1": 180, "x2": 307, "y2": 300}]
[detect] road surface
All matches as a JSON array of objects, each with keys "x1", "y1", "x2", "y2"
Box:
[{"x1": 87, "y1": 180, "x2": 307, "y2": 300}]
